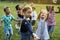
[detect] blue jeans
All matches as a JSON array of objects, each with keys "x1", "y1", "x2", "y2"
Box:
[
  {"x1": 4, "y1": 27, "x2": 13, "y2": 40},
  {"x1": 48, "y1": 25, "x2": 55, "y2": 32},
  {"x1": 20, "y1": 32, "x2": 31, "y2": 40},
  {"x1": 48, "y1": 25, "x2": 55, "y2": 38}
]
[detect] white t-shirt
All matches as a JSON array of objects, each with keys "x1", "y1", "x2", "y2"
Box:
[{"x1": 31, "y1": 11, "x2": 37, "y2": 20}]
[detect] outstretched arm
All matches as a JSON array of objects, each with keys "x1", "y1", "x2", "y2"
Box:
[{"x1": 13, "y1": 19, "x2": 22, "y2": 24}]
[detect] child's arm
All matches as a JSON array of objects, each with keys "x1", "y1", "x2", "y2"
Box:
[
  {"x1": 11, "y1": 15, "x2": 22, "y2": 22},
  {"x1": 32, "y1": 33, "x2": 41, "y2": 40},
  {"x1": 13, "y1": 19, "x2": 19, "y2": 22},
  {"x1": 13, "y1": 19, "x2": 22, "y2": 23},
  {"x1": 21, "y1": 20, "x2": 40, "y2": 40},
  {"x1": 25, "y1": 22, "x2": 40, "y2": 40}
]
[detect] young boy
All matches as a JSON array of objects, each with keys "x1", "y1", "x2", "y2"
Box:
[
  {"x1": 0, "y1": 7, "x2": 18, "y2": 40},
  {"x1": 20, "y1": 6, "x2": 40, "y2": 40}
]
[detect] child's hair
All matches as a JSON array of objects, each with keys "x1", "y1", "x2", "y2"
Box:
[
  {"x1": 15, "y1": 5, "x2": 21, "y2": 10},
  {"x1": 52, "y1": 6, "x2": 54, "y2": 11},
  {"x1": 37, "y1": 9, "x2": 49, "y2": 21},
  {"x1": 15, "y1": 5, "x2": 19, "y2": 10},
  {"x1": 32, "y1": 6, "x2": 36, "y2": 10},
  {"x1": 22, "y1": 5, "x2": 32, "y2": 13},
  {"x1": 46, "y1": 6, "x2": 49, "y2": 11},
  {"x1": 4, "y1": 7, "x2": 9, "y2": 12},
  {"x1": 46, "y1": 6, "x2": 54, "y2": 11}
]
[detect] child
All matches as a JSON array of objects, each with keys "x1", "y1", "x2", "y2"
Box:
[
  {"x1": 35, "y1": 9, "x2": 49, "y2": 40},
  {"x1": 15, "y1": 5, "x2": 24, "y2": 30},
  {"x1": 31, "y1": 6, "x2": 37, "y2": 26},
  {"x1": 0, "y1": 7, "x2": 18, "y2": 40},
  {"x1": 24, "y1": 4, "x2": 32, "y2": 20},
  {"x1": 46, "y1": 6, "x2": 56, "y2": 38},
  {"x1": 20, "y1": 6, "x2": 40, "y2": 40}
]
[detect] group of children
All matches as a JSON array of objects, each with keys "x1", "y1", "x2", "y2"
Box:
[{"x1": 0, "y1": 3, "x2": 56, "y2": 40}]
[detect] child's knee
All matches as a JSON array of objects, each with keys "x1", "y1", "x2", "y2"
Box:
[
  {"x1": 6, "y1": 32, "x2": 12, "y2": 37},
  {"x1": 10, "y1": 31, "x2": 13, "y2": 36},
  {"x1": 6, "y1": 34, "x2": 10, "y2": 37}
]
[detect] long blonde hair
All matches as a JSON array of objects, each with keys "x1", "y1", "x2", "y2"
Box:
[{"x1": 37, "y1": 9, "x2": 49, "y2": 21}]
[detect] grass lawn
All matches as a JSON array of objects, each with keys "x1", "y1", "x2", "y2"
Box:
[{"x1": 0, "y1": 1, "x2": 60, "y2": 40}]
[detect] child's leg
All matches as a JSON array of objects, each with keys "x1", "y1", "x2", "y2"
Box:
[
  {"x1": 48, "y1": 26, "x2": 51, "y2": 32},
  {"x1": 4, "y1": 27, "x2": 10, "y2": 40},
  {"x1": 9, "y1": 27, "x2": 13, "y2": 40},
  {"x1": 48, "y1": 25, "x2": 55, "y2": 38},
  {"x1": 50, "y1": 26, "x2": 54, "y2": 38}
]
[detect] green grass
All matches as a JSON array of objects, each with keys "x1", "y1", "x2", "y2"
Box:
[{"x1": 0, "y1": 1, "x2": 60, "y2": 40}]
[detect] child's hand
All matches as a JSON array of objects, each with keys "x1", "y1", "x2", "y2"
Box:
[{"x1": 32, "y1": 33, "x2": 41, "y2": 40}]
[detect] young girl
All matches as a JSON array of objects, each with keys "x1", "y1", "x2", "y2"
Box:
[
  {"x1": 0, "y1": 7, "x2": 19, "y2": 40},
  {"x1": 46, "y1": 6, "x2": 56, "y2": 38},
  {"x1": 35, "y1": 9, "x2": 49, "y2": 40},
  {"x1": 15, "y1": 5, "x2": 24, "y2": 30},
  {"x1": 20, "y1": 6, "x2": 40, "y2": 40}
]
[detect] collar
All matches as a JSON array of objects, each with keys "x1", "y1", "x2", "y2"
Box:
[
  {"x1": 24, "y1": 17, "x2": 30, "y2": 20},
  {"x1": 5, "y1": 13, "x2": 11, "y2": 17}
]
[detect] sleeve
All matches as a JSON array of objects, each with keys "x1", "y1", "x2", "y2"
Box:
[
  {"x1": 11, "y1": 15, "x2": 14, "y2": 20},
  {"x1": 27, "y1": 24, "x2": 33, "y2": 34},
  {"x1": 26, "y1": 22, "x2": 33, "y2": 34},
  {"x1": 1, "y1": 16, "x2": 4, "y2": 22}
]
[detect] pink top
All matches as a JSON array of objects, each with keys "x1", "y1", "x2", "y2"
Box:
[{"x1": 47, "y1": 11, "x2": 56, "y2": 26}]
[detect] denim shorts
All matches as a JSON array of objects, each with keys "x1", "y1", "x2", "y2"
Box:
[{"x1": 4, "y1": 27, "x2": 13, "y2": 36}]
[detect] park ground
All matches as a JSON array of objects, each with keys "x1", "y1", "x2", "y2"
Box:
[{"x1": 0, "y1": 1, "x2": 60, "y2": 40}]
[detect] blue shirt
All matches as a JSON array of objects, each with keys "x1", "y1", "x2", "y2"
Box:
[
  {"x1": 1, "y1": 14, "x2": 14, "y2": 28},
  {"x1": 20, "y1": 19, "x2": 33, "y2": 34}
]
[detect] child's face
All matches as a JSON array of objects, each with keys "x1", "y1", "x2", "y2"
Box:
[
  {"x1": 32, "y1": 8, "x2": 35, "y2": 11},
  {"x1": 5, "y1": 8, "x2": 10, "y2": 15},
  {"x1": 40, "y1": 13, "x2": 47, "y2": 19},
  {"x1": 25, "y1": 9, "x2": 32, "y2": 18}
]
